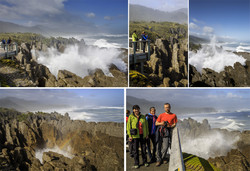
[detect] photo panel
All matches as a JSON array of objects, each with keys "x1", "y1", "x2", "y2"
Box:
[
  {"x1": 0, "y1": 89, "x2": 124, "y2": 170},
  {"x1": 189, "y1": 0, "x2": 250, "y2": 87},
  {"x1": 0, "y1": 0, "x2": 128, "y2": 87},
  {"x1": 126, "y1": 88, "x2": 250, "y2": 170},
  {"x1": 128, "y1": 0, "x2": 188, "y2": 87}
]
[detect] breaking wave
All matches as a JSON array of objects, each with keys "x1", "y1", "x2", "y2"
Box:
[
  {"x1": 37, "y1": 43, "x2": 127, "y2": 78},
  {"x1": 189, "y1": 36, "x2": 246, "y2": 73}
]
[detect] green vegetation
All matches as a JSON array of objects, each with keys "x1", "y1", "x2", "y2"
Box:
[
  {"x1": 189, "y1": 42, "x2": 202, "y2": 52},
  {"x1": 17, "y1": 112, "x2": 34, "y2": 122},
  {"x1": 183, "y1": 153, "x2": 221, "y2": 171},
  {"x1": 0, "y1": 32, "x2": 76, "y2": 47},
  {"x1": 129, "y1": 21, "x2": 187, "y2": 43},
  {"x1": 0, "y1": 59, "x2": 18, "y2": 68},
  {"x1": 129, "y1": 70, "x2": 153, "y2": 87}
]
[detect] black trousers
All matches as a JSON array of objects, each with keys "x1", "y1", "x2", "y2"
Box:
[
  {"x1": 146, "y1": 134, "x2": 156, "y2": 161},
  {"x1": 133, "y1": 134, "x2": 147, "y2": 165},
  {"x1": 142, "y1": 42, "x2": 146, "y2": 53}
]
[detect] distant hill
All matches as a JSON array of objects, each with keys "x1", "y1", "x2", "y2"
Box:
[
  {"x1": 0, "y1": 96, "x2": 70, "y2": 111},
  {"x1": 129, "y1": 4, "x2": 187, "y2": 24},
  {"x1": 127, "y1": 96, "x2": 217, "y2": 115},
  {"x1": 0, "y1": 21, "x2": 50, "y2": 35},
  {"x1": 189, "y1": 35, "x2": 209, "y2": 44}
]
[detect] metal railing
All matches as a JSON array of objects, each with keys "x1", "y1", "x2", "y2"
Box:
[{"x1": 0, "y1": 43, "x2": 18, "y2": 60}]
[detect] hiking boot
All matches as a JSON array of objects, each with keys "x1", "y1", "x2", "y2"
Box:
[
  {"x1": 132, "y1": 165, "x2": 139, "y2": 169},
  {"x1": 144, "y1": 163, "x2": 149, "y2": 167},
  {"x1": 156, "y1": 162, "x2": 161, "y2": 167}
]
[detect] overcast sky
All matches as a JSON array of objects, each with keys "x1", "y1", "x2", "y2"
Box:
[
  {"x1": 0, "y1": 0, "x2": 128, "y2": 34},
  {"x1": 127, "y1": 89, "x2": 250, "y2": 111},
  {"x1": 130, "y1": 0, "x2": 187, "y2": 12},
  {"x1": 0, "y1": 89, "x2": 124, "y2": 108}
]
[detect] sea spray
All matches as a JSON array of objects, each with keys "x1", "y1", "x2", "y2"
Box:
[
  {"x1": 35, "y1": 146, "x2": 73, "y2": 163},
  {"x1": 189, "y1": 36, "x2": 246, "y2": 73},
  {"x1": 37, "y1": 43, "x2": 127, "y2": 78},
  {"x1": 181, "y1": 131, "x2": 239, "y2": 159}
]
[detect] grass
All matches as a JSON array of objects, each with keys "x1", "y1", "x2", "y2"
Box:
[
  {"x1": 0, "y1": 59, "x2": 18, "y2": 68},
  {"x1": 0, "y1": 75, "x2": 9, "y2": 87},
  {"x1": 16, "y1": 112, "x2": 34, "y2": 122},
  {"x1": 183, "y1": 153, "x2": 221, "y2": 171},
  {"x1": 129, "y1": 70, "x2": 153, "y2": 87},
  {"x1": 130, "y1": 21, "x2": 187, "y2": 43}
]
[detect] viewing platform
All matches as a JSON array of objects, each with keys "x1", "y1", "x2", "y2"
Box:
[
  {"x1": 0, "y1": 43, "x2": 18, "y2": 60},
  {"x1": 129, "y1": 38, "x2": 151, "y2": 73}
]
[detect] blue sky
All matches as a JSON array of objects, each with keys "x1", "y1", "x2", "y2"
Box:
[
  {"x1": 0, "y1": 0, "x2": 128, "y2": 34},
  {"x1": 127, "y1": 89, "x2": 250, "y2": 111},
  {"x1": 190, "y1": 0, "x2": 250, "y2": 41},
  {"x1": 130, "y1": 0, "x2": 187, "y2": 12},
  {"x1": 0, "y1": 89, "x2": 124, "y2": 107}
]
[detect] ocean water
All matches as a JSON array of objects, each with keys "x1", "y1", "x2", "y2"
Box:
[
  {"x1": 64, "y1": 33, "x2": 128, "y2": 49},
  {"x1": 178, "y1": 111, "x2": 250, "y2": 131},
  {"x1": 217, "y1": 41, "x2": 250, "y2": 53},
  {"x1": 40, "y1": 106, "x2": 124, "y2": 123}
]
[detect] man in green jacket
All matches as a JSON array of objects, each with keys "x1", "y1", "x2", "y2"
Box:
[
  {"x1": 132, "y1": 30, "x2": 138, "y2": 54},
  {"x1": 127, "y1": 105, "x2": 149, "y2": 169}
]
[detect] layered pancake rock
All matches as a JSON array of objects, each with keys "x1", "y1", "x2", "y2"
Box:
[{"x1": 0, "y1": 108, "x2": 123, "y2": 170}]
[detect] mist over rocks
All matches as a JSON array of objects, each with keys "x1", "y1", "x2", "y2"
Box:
[
  {"x1": 0, "y1": 108, "x2": 123, "y2": 170},
  {"x1": 177, "y1": 118, "x2": 250, "y2": 170},
  {"x1": 1, "y1": 34, "x2": 128, "y2": 87}
]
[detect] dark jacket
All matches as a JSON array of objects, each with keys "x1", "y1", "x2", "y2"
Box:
[{"x1": 145, "y1": 113, "x2": 157, "y2": 135}]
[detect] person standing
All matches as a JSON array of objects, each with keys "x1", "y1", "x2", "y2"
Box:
[
  {"x1": 132, "y1": 30, "x2": 138, "y2": 54},
  {"x1": 145, "y1": 107, "x2": 158, "y2": 163},
  {"x1": 155, "y1": 103, "x2": 177, "y2": 166},
  {"x1": 126, "y1": 110, "x2": 134, "y2": 158},
  {"x1": 1, "y1": 39, "x2": 6, "y2": 50},
  {"x1": 127, "y1": 105, "x2": 149, "y2": 169},
  {"x1": 141, "y1": 31, "x2": 148, "y2": 53}
]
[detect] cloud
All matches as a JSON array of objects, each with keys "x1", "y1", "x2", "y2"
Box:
[
  {"x1": 130, "y1": 0, "x2": 187, "y2": 12},
  {"x1": 0, "y1": 0, "x2": 98, "y2": 34},
  {"x1": 189, "y1": 22, "x2": 200, "y2": 30},
  {"x1": 104, "y1": 16, "x2": 112, "y2": 20},
  {"x1": 203, "y1": 26, "x2": 214, "y2": 33},
  {"x1": 226, "y1": 93, "x2": 242, "y2": 98},
  {"x1": 86, "y1": 12, "x2": 95, "y2": 18}
]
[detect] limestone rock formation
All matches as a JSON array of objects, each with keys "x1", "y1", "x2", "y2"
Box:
[
  {"x1": 144, "y1": 38, "x2": 188, "y2": 87},
  {"x1": 0, "y1": 108, "x2": 123, "y2": 170},
  {"x1": 189, "y1": 58, "x2": 250, "y2": 87}
]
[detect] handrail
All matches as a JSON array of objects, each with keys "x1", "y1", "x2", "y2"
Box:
[{"x1": 169, "y1": 127, "x2": 185, "y2": 171}]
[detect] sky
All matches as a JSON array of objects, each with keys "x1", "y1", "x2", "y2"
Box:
[
  {"x1": 127, "y1": 89, "x2": 250, "y2": 112},
  {"x1": 0, "y1": 89, "x2": 124, "y2": 108},
  {"x1": 130, "y1": 0, "x2": 187, "y2": 12},
  {"x1": 190, "y1": 0, "x2": 250, "y2": 42},
  {"x1": 0, "y1": 0, "x2": 128, "y2": 34}
]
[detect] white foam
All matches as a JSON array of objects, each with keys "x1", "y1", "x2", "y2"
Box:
[
  {"x1": 222, "y1": 118, "x2": 245, "y2": 131},
  {"x1": 35, "y1": 146, "x2": 73, "y2": 163},
  {"x1": 189, "y1": 36, "x2": 246, "y2": 73},
  {"x1": 236, "y1": 45, "x2": 250, "y2": 53},
  {"x1": 181, "y1": 131, "x2": 239, "y2": 159},
  {"x1": 37, "y1": 44, "x2": 127, "y2": 78},
  {"x1": 93, "y1": 39, "x2": 121, "y2": 48}
]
